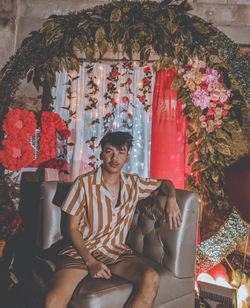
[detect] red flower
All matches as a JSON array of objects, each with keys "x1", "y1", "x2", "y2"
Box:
[
  {"x1": 222, "y1": 110, "x2": 229, "y2": 117},
  {"x1": 205, "y1": 114, "x2": 214, "y2": 120},
  {"x1": 184, "y1": 64, "x2": 192, "y2": 71},
  {"x1": 111, "y1": 98, "x2": 116, "y2": 104},
  {"x1": 199, "y1": 67, "x2": 206, "y2": 74},
  {"x1": 106, "y1": 130, "x2": 112, "y2": 134},
  {"x1": 200, "y1": 82, "x2": 208, "y2": 90},
  {"x1": 107, "y1": 82, "x2": 113, "y2": 89},
  {"x1": 142, "y1": 78, "x2": 149, "y2": 86},
  {"x1": 112, "y1": 69, "x2": 119, "y2": 78},
  {"x1": 3, "y1": 108, "x2": 37, "y2": 139},
  {"x1": 217, "y1": 125, "x2": 222, "y2": 128},
  {"x1": 0, "y1": 138, "x2": 34, "y2": 170},
  {"x1": 127, "y1": 78, "x2": 132, "y2": 85},
  {"x1": 139, "y1": 97, "x2": 145, "y2": 103},
  {"x1": 123, "y1": 61, "x2": 130, "y2": 68},
  {"x1": 56, "y1": 159, "x2": 67, "y2": 170},
  {"x1": 143, "y1": 66, "x2": 151, "y2": 73},
  {"x1": 128, "y1": 113, "x2": 133, "y2": 119},
  {"x1": 43, "y1": 158, "x2": 67, "y2": 170},
  {"x1": 9, "y1": 213, "x2": 23, "y2": 230},
  {"x1": 208, "y1": 107, "x2": 216, "y2": 115},
  {"x1": 215, "y1": 101, "x2": 225, "y2": 108},
  {"x1": 58, "y1": 129, "x2": 71, "y2": 140},
  {"x1": 122, "y1": 96, "x2": 129, "y2": 103},
  {"x1": 105, "y1": 113, "x2": 112, "y2": 118}
]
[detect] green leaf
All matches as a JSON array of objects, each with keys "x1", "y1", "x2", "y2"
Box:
[
  {"x1": 188, "y1": 153, "x2": 195, "y2": 166},
  {"x1": 85, "y1": 47, "x2": 94, "y2": 63},
  {"x1": 110, "y1": 8, "x2": 122, "y2": 23},
  {"x1": 188, "y1": 142, "x2": 197, "y2": 153},
  {"x1": 191, "y1": 160, "x2": 207, "y2": 172},
  {"x1": 215, "y1": 143, "x2": 231, "y2": 156},
  {"x1": 211, "y1": 169, "x2": 219, "y2": 183},
  {"x1": 95, "y1": 27, "x2": 106, "y2": 43},
  {"x1": 171, "y1": 76, "x2": 184, "y2": 89},
  {"x1": 98, "y1": 39, "x2": 109, "y2": 56}
]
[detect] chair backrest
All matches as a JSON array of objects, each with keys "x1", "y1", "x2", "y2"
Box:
[{"x1": 22, "y1": 181, "x2": 199, "y2": 278}]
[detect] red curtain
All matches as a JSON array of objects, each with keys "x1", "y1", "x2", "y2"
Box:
[{"x1": 150, "y1": 69, "x2": 190, "y2": 189}]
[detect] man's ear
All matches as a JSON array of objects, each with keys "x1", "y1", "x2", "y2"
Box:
[{"x1": 126, "y1": 154, "x2": 130, "y2": 163}]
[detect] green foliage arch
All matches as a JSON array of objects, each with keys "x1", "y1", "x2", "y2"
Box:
[{"x1": 0, "y1": 0, "x2": 249, "y2": 217}]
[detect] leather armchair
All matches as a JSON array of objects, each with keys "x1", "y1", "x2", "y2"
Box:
[{"x1": 21, "y1": 181, "x2": 199, "y2": 308}]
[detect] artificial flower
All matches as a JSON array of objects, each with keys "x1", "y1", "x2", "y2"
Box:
[
  {"x1": 2, "y1": 108, "x2": 37, "y2": 139},
  {"x1": 191, "y1": 89, "x2": 211, "y2": 110},
  {"x1": 105, "y1": 113, "x2": 112, "y2": 118},
  {"x1": 122, "y1": 96, "x2": 129, "y2": 103},
  {"x1": 143, "y1": 66, "x2": 151, "y2": 73},
  {"x1": 107, "y1": 82, "x2": 113, "y2": 88},
  {"x1": 127, "y1": 78, "x2": 132, "y2": 85},
  {"x1": 128, "y1": 113, "x2": 133, "y2": 119},
  {"x1": 112, "y1": 69, "x2": 119, "y2": 78},
  {"x1": 142, "y1": 78, "x2": 150, "y2": 86},
  {"x1": 139, "y1": 97, "x2": 145, "y2": 103}
]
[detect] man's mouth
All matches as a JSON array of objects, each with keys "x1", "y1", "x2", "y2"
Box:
[{"x1": 110, "y1": 162, "x2": 119, "y2": 167}]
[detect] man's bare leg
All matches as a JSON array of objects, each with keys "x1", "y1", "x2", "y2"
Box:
[
  {"x1": 45, "y1": 268, "x2": 88, "y2": 308},
  {"x1": 109, "y1": 255, "x2": 160, "y2": 308}
]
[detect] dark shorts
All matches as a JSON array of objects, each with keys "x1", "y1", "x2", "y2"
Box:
[{"x1": 56, "y1": 253, "x2": 139, "y2": 272}]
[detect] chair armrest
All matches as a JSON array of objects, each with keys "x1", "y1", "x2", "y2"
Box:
[{"x1": 126, "y1": 189, "x2": 199, "y2": 278}]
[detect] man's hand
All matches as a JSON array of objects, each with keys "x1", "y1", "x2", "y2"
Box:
[
  {"x1": 87, "y1": 258, "x2": 112, "y2": 279},
  {"x1": 165, "y1": 197, "x2": 182, "y2": 230}
]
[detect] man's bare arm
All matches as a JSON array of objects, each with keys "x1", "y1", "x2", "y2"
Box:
[
  {"x1": 160, "y1": 180, "x2": 182, "y2": 230},
  {"x1": 68, "y1": 214, "x2": 111, "y2": 279}
]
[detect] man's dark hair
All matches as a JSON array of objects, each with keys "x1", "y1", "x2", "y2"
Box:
[{"x1": 100, "y1": 132, "x2": 133, "y2": 152}]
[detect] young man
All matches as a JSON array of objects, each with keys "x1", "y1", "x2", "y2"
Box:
[{"x1": 45, "y1": 131, "x2": 182, "y2": 308}]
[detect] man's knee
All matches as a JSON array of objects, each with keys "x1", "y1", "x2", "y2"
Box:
[
  {"x1": 141, "y1": 268, "x2": 160, "y2": 290},
  {"x1": 45, "y1": 289, "x2": 68, "y2": 308}
]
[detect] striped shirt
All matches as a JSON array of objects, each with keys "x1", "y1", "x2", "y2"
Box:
[{"x1": 60, "y1": 166, "x2": 161, "y2": 263}]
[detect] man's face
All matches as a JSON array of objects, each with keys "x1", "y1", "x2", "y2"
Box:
[{"x1": 101, "y1": 143, "x2": 130, "y2": 174}]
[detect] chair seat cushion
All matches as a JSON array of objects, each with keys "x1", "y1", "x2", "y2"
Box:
[{"x1": 68, "y1": 257, "x2": 193, "y2": 308}]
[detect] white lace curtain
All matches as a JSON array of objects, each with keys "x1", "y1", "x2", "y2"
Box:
[{"x1": 45, "y1": 62, "x2": 155, "y2": 182}]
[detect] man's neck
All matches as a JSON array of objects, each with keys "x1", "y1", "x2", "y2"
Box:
[{"x1": 101, "y1": 166, "x2": 121, "y2": 185}]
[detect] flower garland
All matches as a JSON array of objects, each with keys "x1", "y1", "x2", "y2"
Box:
[{"x1": 138, "y1": 66, "x2": 153, "y2": 111}]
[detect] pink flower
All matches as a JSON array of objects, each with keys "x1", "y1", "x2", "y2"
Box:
[
  {"x1": 205, "y1": 68, "x2": 221, "y2": 84},
  {"x1": 190, "y1": 89, "x2": 210, "y2": 110}
]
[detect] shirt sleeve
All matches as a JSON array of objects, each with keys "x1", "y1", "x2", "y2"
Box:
[
  {"x1": 137, "y1": 177, "x2": 161, "y2": 201},
  {"x1": 61, "y1": 176, "x2": 86, "y2": 216}
]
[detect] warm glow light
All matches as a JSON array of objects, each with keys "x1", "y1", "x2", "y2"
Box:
[
  {"x1": 237, "y1": 283, "x2": 250, "y2": 308},
  {"x1": 197, "y1": 273, "x2": 214, "y2": 284},
  {"x1": 139, "y1": 82, "x2": 142, "y2": 86},
  {"x1": 215, "y1": 276, "x2": 232, "y2": 288}
]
